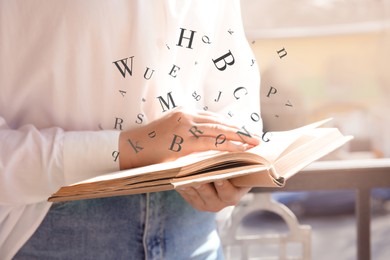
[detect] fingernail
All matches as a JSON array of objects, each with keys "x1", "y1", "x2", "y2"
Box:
[
  {"x1": 194, "y1": 184, "x2": 203, "y2": 189},
  {"x1": 238, "y1": 144, "x2": 248, "y2": 151},
  {"x1": 215, "y1": 180, "x2": 224, "y2": 186}
]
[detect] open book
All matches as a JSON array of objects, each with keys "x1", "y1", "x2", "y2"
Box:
[{"x1": 48, "y1": 118, "x2": 352, "y2": 202}]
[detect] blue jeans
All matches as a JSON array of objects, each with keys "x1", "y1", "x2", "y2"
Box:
[{"x1": 14, "y1": 191, "x2": 223, "y2": 259}]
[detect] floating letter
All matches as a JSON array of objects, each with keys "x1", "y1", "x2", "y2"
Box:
[
  {"x1": 189, "y1": 126, "x2": 203, "y2": 139},
  {"x1": 214, "y1": 91, "x2": 222, "y2": 102},
  {"x1": 176, "y1": 28, "x2": 196, "y2": 49},
  {"x1": 112, "y1": 56, "x2": 134, "y2": 78},
  {"x1": 135, "y1": 114, "x2": 144, "y2": 124},
  {"x1": 262, "y1": 132, "x2": 272, "y2": 142},
  {"x1": 127, "y1": 139, "x2": 143, "y2": 153},
  {"x1": 251, "y1": 112, "x2": 261, "y2": 122},
  {"x1": 215, "y1": 134, "x2": 226, "y2": 147},
  {"x1": 212, "y1": 50, "x2": 235, "y2": 71},
  {"x1": 157, "y1": 92, "x2": 178, "y2": 112},
  {"x1": 148, "y1": 131, "x2": 156, "y2": 138},
  {"x1": 192, "y1": 91, "x2": 201, "y2": 101},
  {"x1": 169, "y1": 64, "x2": 181, "y2": 78},
  {"x1": 233, "y1": 87, "x2": 248, "y2": 100},
  {"x1": 114, "y1": 117, "x2": 124, "y2": 130},
  {"x1": 169, "y1": 134, "x2": 184, "y2": 152},
  {"x1": 267, "y1": 86, "x2": 277, "y2": 97},
  {"x1": 112, "y1": 151, "x2": 120, "y2": 162},
  {"x1": 277, "y1": 48, "x2": 287, "y2": 59},
  {"x1": 236, "y1": 126, "x2": 252, "y2": 142},
  {"x1": 119, "y1": 90, "x2": 127, "y2": 97},
  {"x1": 202, "y1": 35, "x2": 211, "y2": 44},
  {"x1": 144, "y1": 67, "x2": 155, "y2": 80}
]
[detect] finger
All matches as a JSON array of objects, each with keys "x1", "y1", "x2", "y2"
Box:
[
  {"x1": 214, "y1": 180, "x2": 251, "y2": 205},
  {"x1": 191, "y1": 184, "x2": 226, "y2": 212},
  {"x1": 193, "y1": 111, "x2": 262, "y2": 143},
  {"x1": 169, "y1": 109, "x2": 260, "y2": 145},
  {"x1": 190, "y1": 112, "x2": 242, "y2": 129},
  {"x1": 177, "y1": 187, "x2": 198, "y2": 206},
  {"x1": 164, "y1": 109, "x2": 238, "y2": 131},
  {"x1": 177, "y1": 184, "x2": 225, "y2": 212},
  {"x1": 186, "y1": 136, "x2": 249, "y2": 152},
  {"x1": 176, "y1": 186, "x2": 211, "y2": 212},
  {"x1": 191, "y1": 123, "x2": 260, "y2": 146}
]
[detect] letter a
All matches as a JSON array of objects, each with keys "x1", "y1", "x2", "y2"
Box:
[{"x1": 212, "y1": 50, "x2": 235, "y2": 71}]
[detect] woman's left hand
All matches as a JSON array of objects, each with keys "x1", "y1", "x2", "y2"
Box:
[{"x1": 177, "y1": 180, "x2": 251, "y2": 212}]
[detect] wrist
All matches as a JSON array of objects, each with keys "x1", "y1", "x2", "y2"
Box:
[{"x1": 118, "y1": 131, "x2": 133, "y2": 170}]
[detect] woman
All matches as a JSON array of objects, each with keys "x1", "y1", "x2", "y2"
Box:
[{"x1": 0, "y1": 0, "x2": 262, "y2": 259}]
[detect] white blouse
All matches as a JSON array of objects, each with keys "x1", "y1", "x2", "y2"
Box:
[{"x1": 0, "y1": 0, "x2": 261, "y2": 258}]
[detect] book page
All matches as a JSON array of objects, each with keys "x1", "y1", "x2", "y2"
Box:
[
  {"x1": 274, "y1": 128, "x2": 353, "y2": 179},
  {"x1": 173, "y1": 165, "x2": 270, "y2": 188},
  {"x1": 71, "y1": 150, "x2": 224, "y2": 186},
  {"x1": 247, "y1": 118, "x2": 332, "y2": 162}
]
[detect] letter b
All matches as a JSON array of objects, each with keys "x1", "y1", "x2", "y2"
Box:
[
  {"x1": 212, "y1": 50, "x2": 235, "y2": 71},
  {"x1": 169, "y1": 134, "x2": 184, "y2": 152}
]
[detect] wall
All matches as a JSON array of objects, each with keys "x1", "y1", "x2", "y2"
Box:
[{"x1": 251, "y1": 30, "x2": 390, "y2": 157}]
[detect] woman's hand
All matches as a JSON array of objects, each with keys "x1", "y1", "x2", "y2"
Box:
[
  {"x1": 119, "y1": 108, "x2": 260, "y2": 169},
  {"x1": 177, "y1": 180, "x2": 251, "y2": 212},
  {"x1": 118, "y1": 108, "x2": 258, "y2": 212}
]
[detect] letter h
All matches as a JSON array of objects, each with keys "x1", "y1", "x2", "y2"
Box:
[{"x1": 176, "y1": 28, "x2": 196, "y2": 49}]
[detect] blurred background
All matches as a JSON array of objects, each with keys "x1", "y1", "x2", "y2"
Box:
[
  {"x1": 229, "y1": 1, "x2": 390, "y2": 259},
  {"x1": 242, "y1": 0, "x2": 390, "y2": 159}
]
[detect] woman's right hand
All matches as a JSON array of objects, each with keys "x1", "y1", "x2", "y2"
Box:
[{"x1": 118, "y1": 108, "x2": 260, "y2": 170}]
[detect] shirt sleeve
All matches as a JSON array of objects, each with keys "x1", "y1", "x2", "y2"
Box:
[{"x1": 0, "y1": 117, "x2": 120, "y2": 205}]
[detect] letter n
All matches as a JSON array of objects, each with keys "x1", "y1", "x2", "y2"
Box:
[{"x1": 236, "y1": 126, "x2": 252, "y2": 142}]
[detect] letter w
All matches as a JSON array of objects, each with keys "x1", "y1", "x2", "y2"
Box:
[{"x1": 112, "y1": 56, "x2": 134, "y2": 78}]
